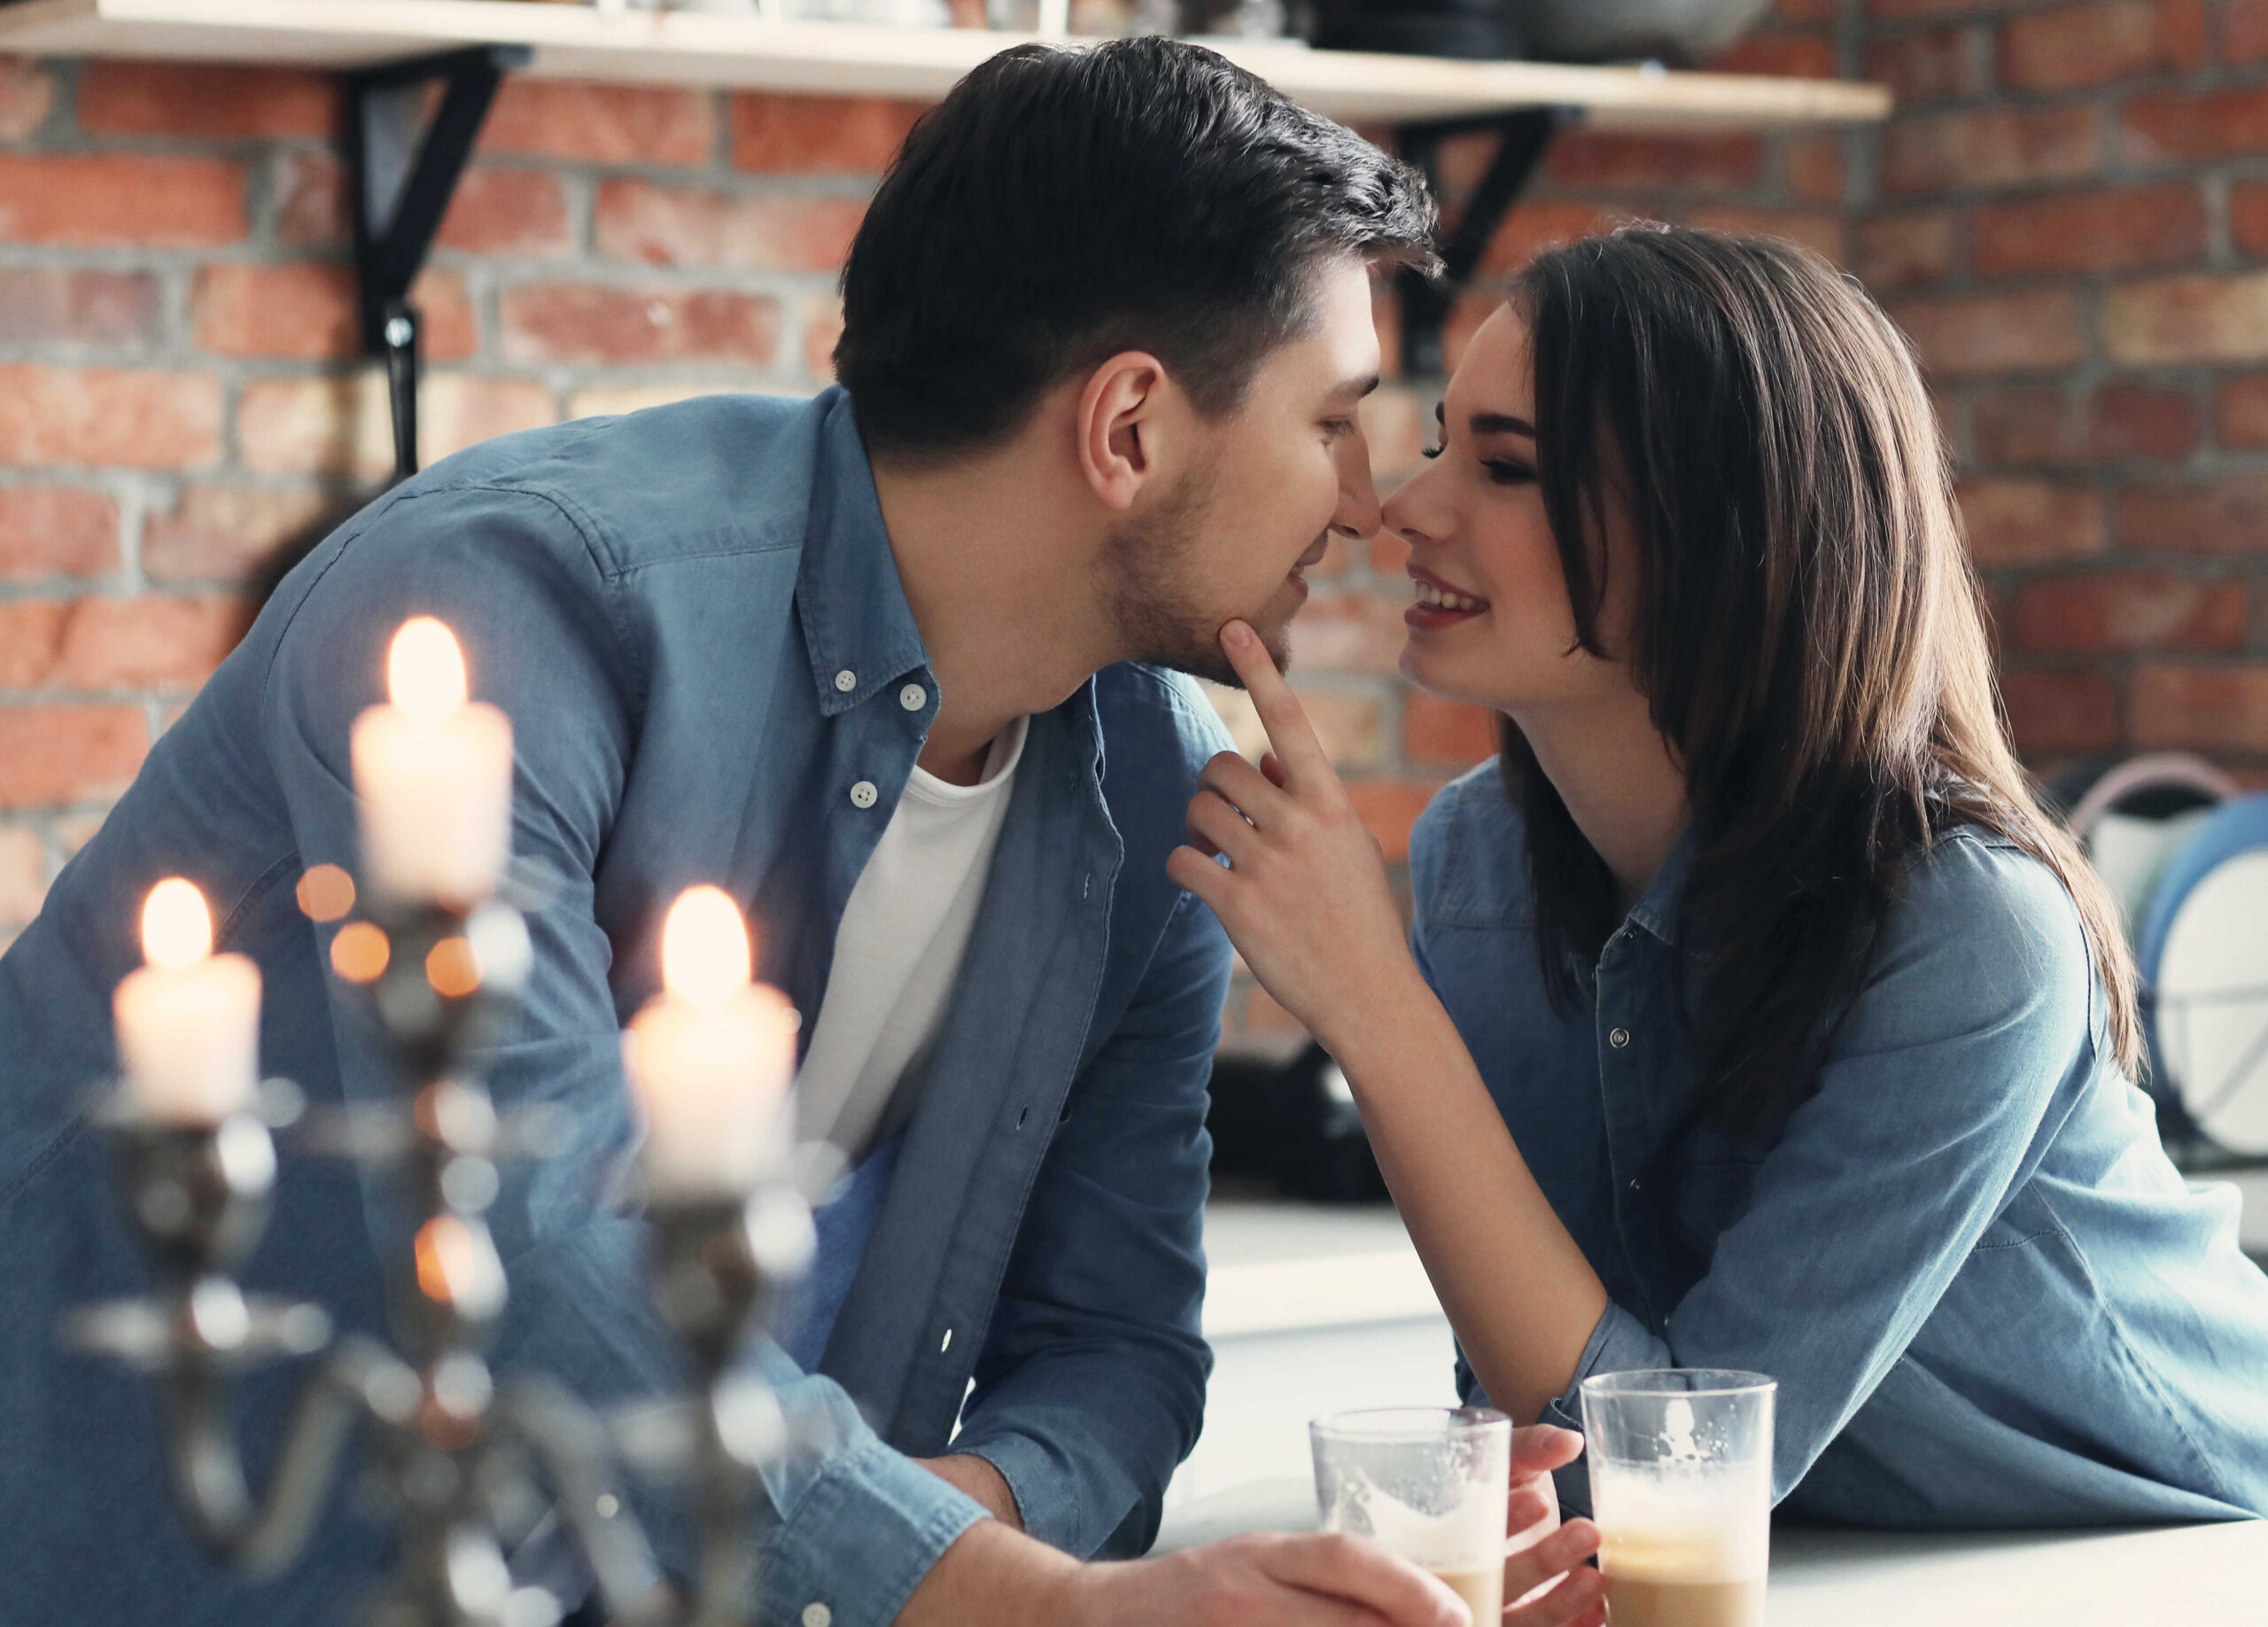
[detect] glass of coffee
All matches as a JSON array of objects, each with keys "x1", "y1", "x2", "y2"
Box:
[
  {"x1": 1310, "y1": 1405, "x2": 1511, "y2": 1623},
  {"x1": 1579, "y1": 1369, "x2": 1775, "y2": 1627}
]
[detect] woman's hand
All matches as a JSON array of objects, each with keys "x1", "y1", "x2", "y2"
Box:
[
  {"x1": 1503, "y1": 1425, "x2": 1605, "y2": 1626},
  {"x1": 1166, "y1": 620, "x2": 1429, "y2": 1056}
]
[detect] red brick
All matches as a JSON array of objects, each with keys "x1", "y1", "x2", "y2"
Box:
[
  {"x1": 1864, "y1": 27, "x2": 1982, "y2": 103},
  {"x1": 1402, "y1": 692, "x2": 1499, "y2": 766},
  {"x1": 1688, "y1": 206, "x2": 1845, "y2": 262},
  {"x1": 144, "y1": 485, "x2": 336, "y2": 584},
  {"x1": 0, "y1": 367, "x2": 220, "y2": 470},
  {"x1": 2091, "y1": 382, "x2": 2199, "y2": 459},
  {"x1": 1998, "y1": 0, "x2": 2203, "y2": 91},
  {"x1": 1542, "y1": 131, "x2": 1765, "y2": 194},
  {"x1": 237, "y1": 373, "x2": 555, "y2": 480},
  {"x1": 1881, "y1": 106, "x2": 2101, "y2": 195},
  {"x1": 2012, "y1": 572, "x2": 2244, "y2": 653},
  {"x1": 1287, "y1": 590, "x2": 1406, "y2": 674},
  {"x1": 500, "y1": 283, "x2": 779, "y2": 368},
  {"x1": 2217, "y1": 371, "x2": 2268, "y2": 446},
  {"x1": 2132, "y1": 666, "x2": 2268, "y2": 750},
  {"x1": 1972, "y1": 184, "x2": 2203, "y2": 277},
  {"x1": 1345, "y1": 779, "x2": 1437, "y2": 864},
  {"x1": 481, "y1": 80, "x2": 713, "y2": 166},
  {"x1": 189, "y1": 265, "x2": 475, "y2": 362},
  {"x1": 804, "y1": 296, "x2": 843, "y2": 382},
  {"x1": 1890, "y1": 291, "x2": 2087, "y2": 377},
  {"x1": 1479, "y1": 200, "x2": 1622, "y2": 275},
  {"x1": 273, "y1": 150, "x2": 344, "y2": 248},
  {"x1": 1712, "y1": 30, "x2": 1839, "y2": 78},
  {"x1": 44, "y1": 596, "x2": 245, "y2": 691},
  {"x1": 1856, "y1": 209, "x2": 1956, "y2": 288},
  {"x1": 1785, "y1": 133, "x2": 1847, "y2": 206},
  {"x1": 0, "y1": 705, "x2": 147, "y2": 808},
  {"x1": 2226, "y1": 180, "x2": 2268, "y2": 259},
  {"x1": 594, "y1": 181, "x2": 866, "y2": 273},
  {"x1": 2105, "y1": 271, "x2": 2268, "y2": 364},
  {"x1": 1973, "y1": 385, "x2": 2070, "y2": 463},
  {"x1": 2000, "y1": 668, "x2": 2121, "y2": 752},
  {"x1": 2123, "y1": 84, "x2": 2268, "y2": 164},
  {"x1": 0, "y1": 601, "x2": 61, "y2": 687},
  {"x1": 435, "y1": 167, "x2": 571, "y2": 256},
  {"x1": 75, "y1": 62, "x2": 337, "y2": 140},
  {"x1": 0, "y1": 153, "x2": 244, "y2": 246},
  {"x1": 0, "y1": 268, "x2": 158, "y2": 348},
  {"x1": 1957, "y1": 477, "x2": 2106, "y2": 564},
  {"x1": 2116, "y1": 477, "x2": 2268, "y2": 552},
  {"x1": 0, "y1": 823, "x2": 43, "y2": 928},
  {"x1": 0, "y1": 487, "x2": 117, "y2": 580},
  {"x1": 0, "y1": 58, "x2": 54, "y2": 142},
  {"x1": 2228, "y1": 0, "x2": 2268, "y2": 63},
  {"x1": 730, "y1": 94, "x2": 925, "y2": 173}
]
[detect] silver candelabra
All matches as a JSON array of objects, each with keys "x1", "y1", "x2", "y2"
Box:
[{"x1": 68, "y1": 882, "x2": 817, "y2": 1627}]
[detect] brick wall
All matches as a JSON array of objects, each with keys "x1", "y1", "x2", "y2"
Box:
[
  {"x1": 0, "y1": 4, "x2": 1868, "y2": 1053},
  {"x1": 1857, "y1": 0, "x2": 2268, "y2": 783}
]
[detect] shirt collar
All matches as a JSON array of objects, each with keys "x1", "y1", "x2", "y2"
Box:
[
  {"x1": 1624, "y1": 820, "x2": 1697, "y2": 946},
  {"x1": 797, "y1": 386, "x2": 932, "y2": 717}
]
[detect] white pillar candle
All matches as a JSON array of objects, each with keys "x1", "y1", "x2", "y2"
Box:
[
  {"x1": 350, "y1": 617, "x2": 514, "y2": 907},
  {"x1": 624, "y1": 887, "x2": 798, "y2": 1198},
  {"x1": 114, "y1": 878, "x2": 261, "y2": 1123}
]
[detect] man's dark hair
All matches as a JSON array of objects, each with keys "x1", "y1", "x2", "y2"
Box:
[{"x1": 835, "y1": 38, "x2": 1437, "y2": 461}]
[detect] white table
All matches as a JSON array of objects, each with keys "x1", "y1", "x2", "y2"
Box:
[{"x1": 1167, "y1": 1193, "x2": 2268, "y2": 1622}]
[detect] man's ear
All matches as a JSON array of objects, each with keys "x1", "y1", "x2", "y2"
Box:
[{"x1": 1077, "y1": 352, "x2": 1174, "y2": 514}]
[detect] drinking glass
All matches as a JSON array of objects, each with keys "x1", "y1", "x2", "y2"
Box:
[
  {"x1": 1578, "y1": 1369, "x2": 1775, "y2": 1627},
  {"x1": 1310, "y1": 1406, "x2": 1511, "y2": 1623}
]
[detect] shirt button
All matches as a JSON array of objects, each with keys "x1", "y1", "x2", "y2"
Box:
[
  {"x1": 834, "y1": 669, "x2": 857, "y2": 693},
  {"x1": 899, "y1": 682, "x2": 927, "y2": 712},
  {"x1": 849, "y1": 781, "x2": 878, "y2": 809},
  {"x1": 802, "y1": 1606, "x2": 833, "y2": 1627},
  {"x1": 1609, "y1": 1027, "x2": 1630, "y2": 1049},
  {"x1": 1629, "y1": 1178, "x2": 1643, "y2": 1194}
]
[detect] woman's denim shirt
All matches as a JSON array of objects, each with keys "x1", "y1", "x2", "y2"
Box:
[{"x1": 1410, "y1": 764, "x2": 2268, "y2": 1527}]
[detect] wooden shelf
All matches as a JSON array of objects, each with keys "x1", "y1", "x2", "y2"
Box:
[{"x1": 0, "y1": 0, "x2": 1892, "y2": 128}]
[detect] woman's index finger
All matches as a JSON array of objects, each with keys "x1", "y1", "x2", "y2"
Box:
[{"x1": 1218, "y1": 619, "x2": 1329, "y2": 783}]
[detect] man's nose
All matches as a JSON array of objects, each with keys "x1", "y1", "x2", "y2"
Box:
[{"x1": 1331, "y1": 459, "x2": 1383, "y2": 540}]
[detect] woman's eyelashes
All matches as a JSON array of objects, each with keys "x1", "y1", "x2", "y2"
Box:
[{"x1": 1485, "y1": 458, "x2": 1537, "y2": 486}]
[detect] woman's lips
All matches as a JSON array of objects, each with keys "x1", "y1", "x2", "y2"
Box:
[{"x1": 1406, "y1": 564, "x2": 1489, "y2": 632}]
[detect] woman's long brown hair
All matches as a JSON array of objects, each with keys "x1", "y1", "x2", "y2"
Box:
[{"x1": 1503, "y1": 226, "x2": 2140, "y2": 1133}]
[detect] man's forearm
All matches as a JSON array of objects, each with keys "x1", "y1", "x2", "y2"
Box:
[
  {"x1": 893, "y1": 1518, "x2": 1076, "y2": 1627},
  {"x1": 914, "y1": 1454, "x2": 1024, "y2": 1530}
]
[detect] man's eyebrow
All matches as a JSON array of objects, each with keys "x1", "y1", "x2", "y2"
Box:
[{"x1": 1332, "y1": 372, "x2": 1381, "y2": 401}]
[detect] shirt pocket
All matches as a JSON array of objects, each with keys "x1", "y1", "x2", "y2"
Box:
[{"x1": 1667, "y1": 1152, "x2": 1767, "y2": 1266}]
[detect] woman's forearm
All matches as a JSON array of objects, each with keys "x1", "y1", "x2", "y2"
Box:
[{"x1": 1324, "y1": 969, "x2": 1610, "y2": 1424}]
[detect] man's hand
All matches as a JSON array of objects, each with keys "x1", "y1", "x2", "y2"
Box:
[
  {"x1": 914, "y1": 1454, "x2": 1024, "y2": 1530},
  {"x1": 898, "y1": 1521, "x2": 1467, "y2": 1627}
]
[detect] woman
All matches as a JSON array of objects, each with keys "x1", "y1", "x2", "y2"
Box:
[{"x1": 1171, "y1": 227, "x2": 2268, "y2": 1526}]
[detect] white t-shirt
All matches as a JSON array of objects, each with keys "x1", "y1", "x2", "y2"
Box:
[{"x1": 794, "y1": 716, "x2": 1029, "y2": 1159}]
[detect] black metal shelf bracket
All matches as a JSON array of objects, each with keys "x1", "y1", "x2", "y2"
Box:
[
  {"x1": 1393, "y1": 104, "x2": 1572, "y2": 378},
  {"x1": 345, "y1": 44, "x2": 529, "y2": 485}
]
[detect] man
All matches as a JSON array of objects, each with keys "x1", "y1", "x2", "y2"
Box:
[{"x1": 0, "y1": 38, "x2": 1478, "y2": 1627}]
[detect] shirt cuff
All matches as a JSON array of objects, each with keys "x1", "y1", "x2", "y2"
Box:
[
  {"x1": 951, "y1": 1430, "x2": 1075, "y2": 1553},
  {"x1": 1542, "y1": 1301, "x2": 1672, "y2": 1516},
  {"x1": 757, "y1": 1433, "x2": 990, "y2": 1627}
]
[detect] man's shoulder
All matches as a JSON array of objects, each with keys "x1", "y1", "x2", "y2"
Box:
[{"x1": 408, "y1": 390, "x2": 832, "y2": 576}]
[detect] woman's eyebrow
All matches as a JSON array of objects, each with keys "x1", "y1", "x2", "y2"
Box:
[{"x1": 1470, "y1": 412, "x2": 1535, "y2": 437}]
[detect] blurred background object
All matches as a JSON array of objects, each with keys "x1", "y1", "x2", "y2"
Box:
[{"x1": 1513, "y1": 0, "x2": 1776, "y2": 66}]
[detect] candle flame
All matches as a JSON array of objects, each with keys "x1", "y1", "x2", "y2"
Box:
[
  {"x1": 142, "y1": 878, "x2": 213, "y2": 970},
  {"x1": 387, "y1": 616, "x2": 468, "y2": 720},
  {"x1": 661, "y1": 885, "x2": 751, "y2": 1004}
]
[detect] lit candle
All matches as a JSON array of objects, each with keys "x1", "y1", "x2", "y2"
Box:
[
  {"x1": 113, "y1": 878, "x2": 260, "y2": 1123},
  {"x1": 623, "y1": 887, "x2": 798, "y2": 1198},
  {"x1": 349, "y1": 617, "x2": 514, "y2": 907}
]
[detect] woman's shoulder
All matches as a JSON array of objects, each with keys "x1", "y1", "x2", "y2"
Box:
[
  {"x1": 1850, "y1": 823, "x2": 2099, "y2": 1053},
  {"x1": 1408, "y1": 759, "x2": 1534, "y2": 930}
]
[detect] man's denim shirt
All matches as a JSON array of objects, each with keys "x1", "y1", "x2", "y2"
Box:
[
  {"x1": 0, "y1": 388, "x2": 1234, "y2": 1626},
  {"x1": 1411, "y1": 766, "x2": 2268, "y2": 1527}
]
